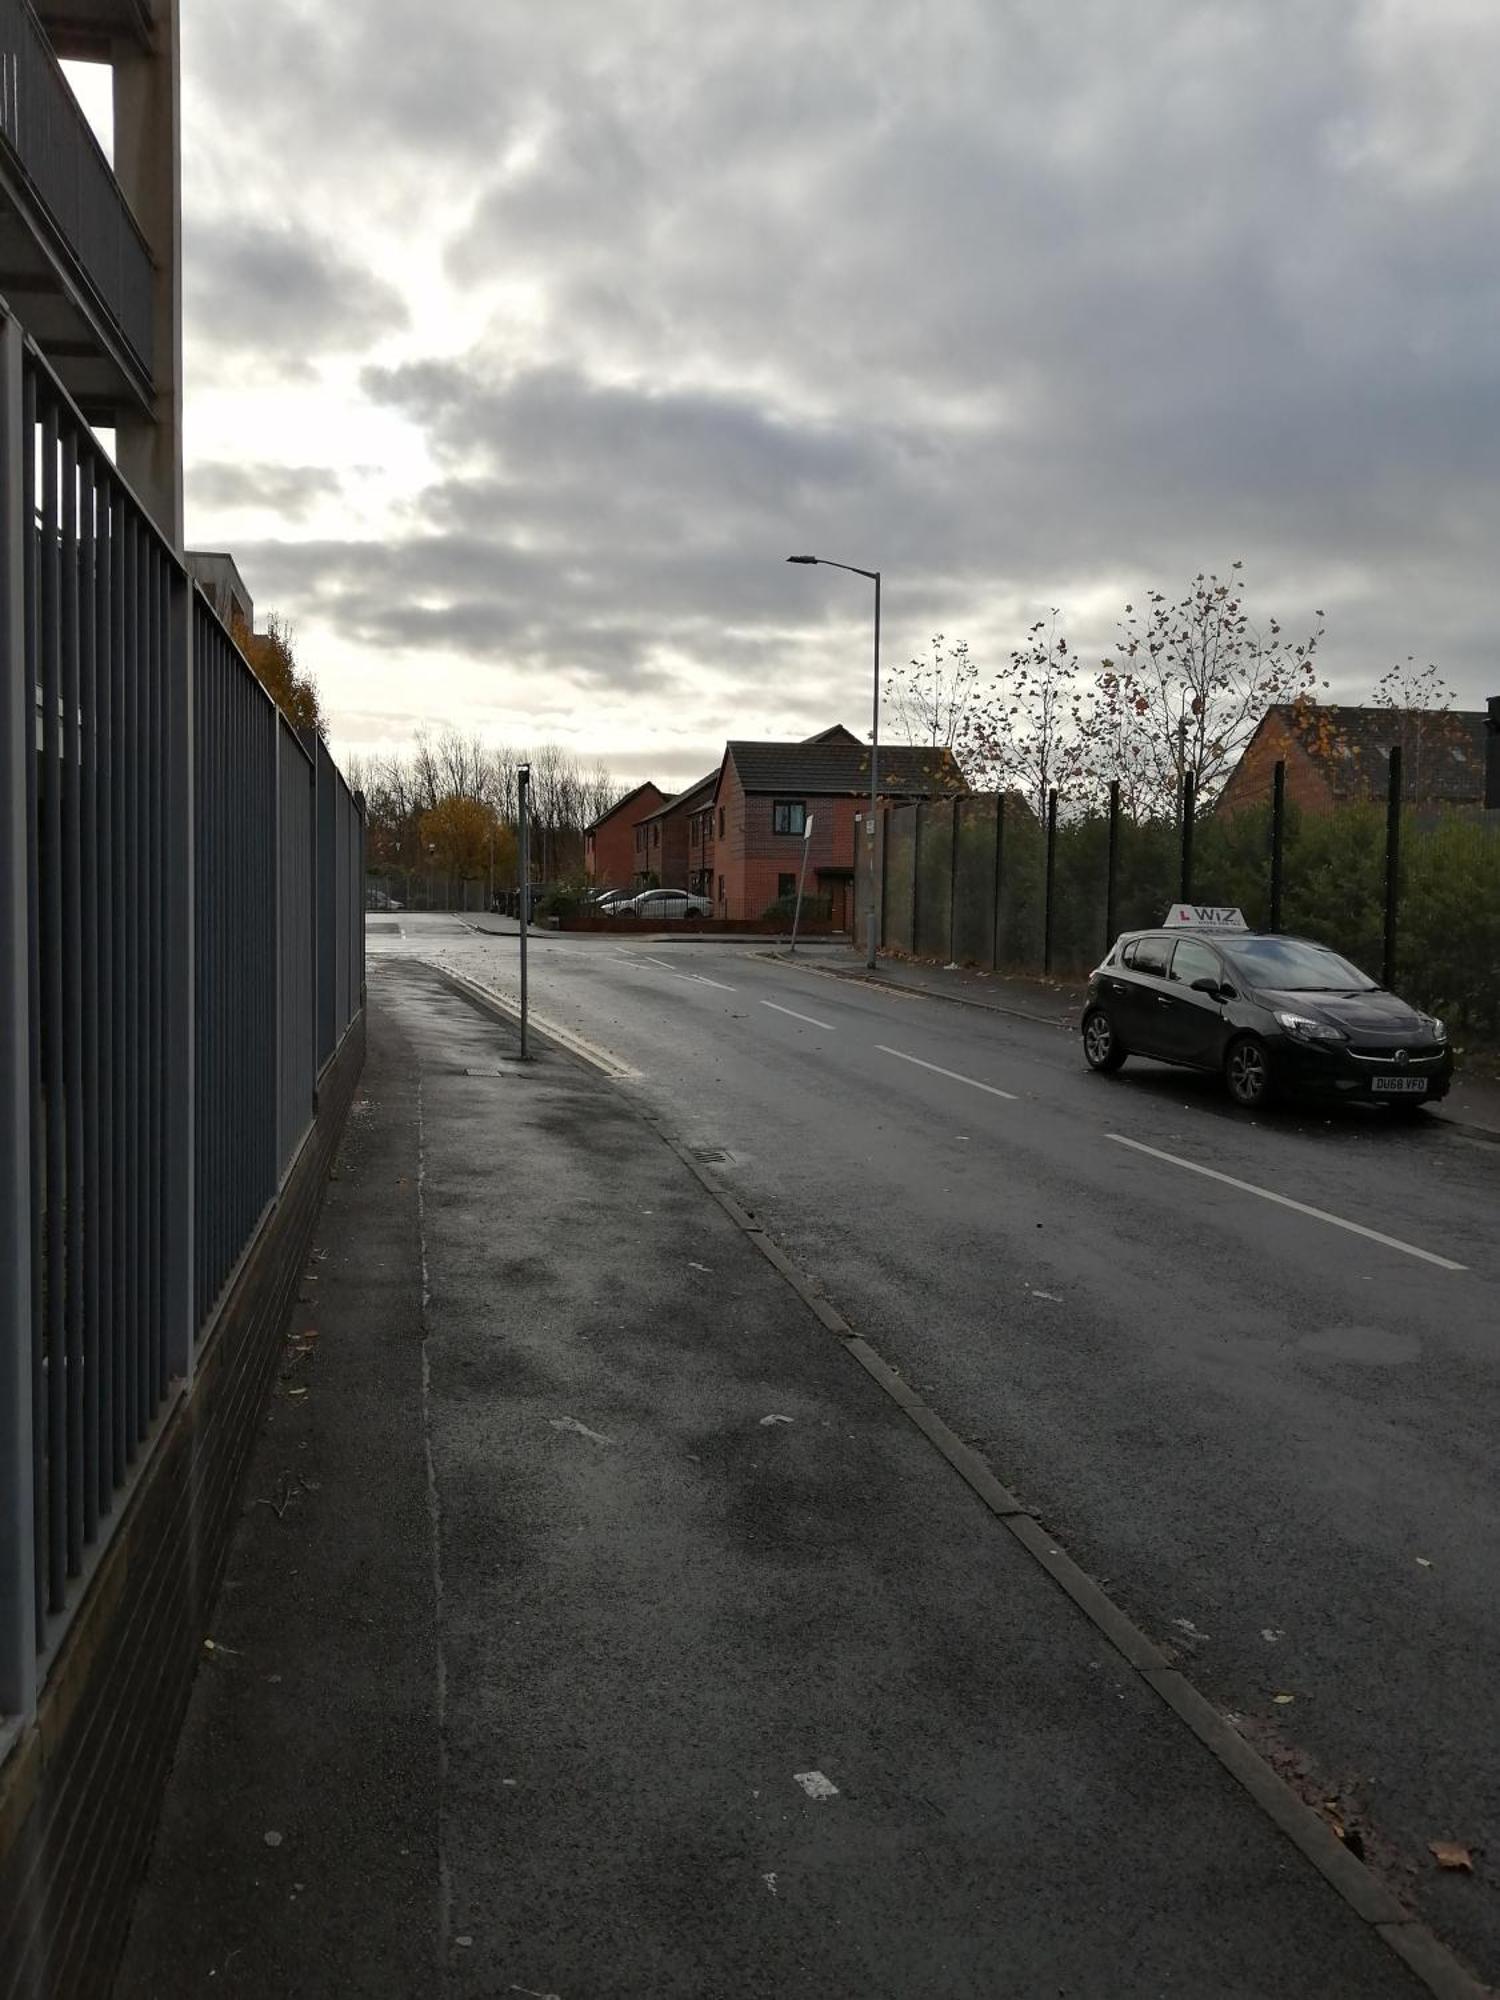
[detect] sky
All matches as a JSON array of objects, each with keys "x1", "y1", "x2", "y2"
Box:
[{"x1": 74, "y1": 0, "x2": 1500, "y2": 789}]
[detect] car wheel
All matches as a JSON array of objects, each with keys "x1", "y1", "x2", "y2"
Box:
[
  {"x1": 1082, "y1": 1007, "x2": 1127, "y2": 1073},
  {"x1": 1224, "y1": 1034, "x2": 1273, "y2": 1109}
]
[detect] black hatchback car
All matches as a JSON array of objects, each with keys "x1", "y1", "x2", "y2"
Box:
[{"x1": 1082, "y1": 914, "x2": 1453, "y2": 1112}]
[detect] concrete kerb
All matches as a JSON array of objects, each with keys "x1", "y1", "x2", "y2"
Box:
[{"x1": 426, "y1": 953, "x2": 1490, "y2": 2000}]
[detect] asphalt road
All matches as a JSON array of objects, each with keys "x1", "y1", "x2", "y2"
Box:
[{"x1": 370, "y1": 914, "x2": 1500, "y2": 1982}]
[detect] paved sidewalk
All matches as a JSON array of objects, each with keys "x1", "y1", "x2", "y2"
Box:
[
  {"x1": 118, "y1": 961, "x2": 1431, "y2": 1998},
  {"x1": 786, "y1": 947, "x2": 1500, "y2": 1141}
]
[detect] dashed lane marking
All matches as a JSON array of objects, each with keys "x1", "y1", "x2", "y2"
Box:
[
  {"x1": 875, "y1": 1045, "x2": 1017, "y2": 1101},
  {"x1": 1107, "y1": 1133, "x2": 1466, "y2": 1272}
]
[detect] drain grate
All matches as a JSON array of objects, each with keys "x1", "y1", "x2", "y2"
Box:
[{"x1": 692, "y1": 1146, "x2": 729, "y2": 1164}]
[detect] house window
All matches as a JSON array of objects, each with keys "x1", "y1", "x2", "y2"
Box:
[
  {"x1": 718, "y1": 874, "x2": 725, "y2": 902},
  {"x1": 718, "y1": 807, "x2": 725, "y2": 837},
  {"x1": 652, "y1": 825, "x2": 660, "y2": 847},
  {"x1": 772, "y1": 800, "x2": 807, "y2": 835},
  {"x1": 778, "y1": 873, "x2": 797, "y2": 899}
]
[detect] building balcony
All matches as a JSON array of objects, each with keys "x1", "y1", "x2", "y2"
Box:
[{"x1": 0, "y1": 0, "x2": 154, "y2": 416}]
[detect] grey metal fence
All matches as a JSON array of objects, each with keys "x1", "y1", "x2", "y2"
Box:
[
  {"x1": 0, "y1": 0, "x2": 156, "y2": 378},
  {"x1": 1, "y1": 307, "x2": 364, "y2": 1731}
]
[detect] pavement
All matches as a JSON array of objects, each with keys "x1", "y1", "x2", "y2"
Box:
[{"x1": 114, "y1": 954, "x2": 1465, "y2": 1999}]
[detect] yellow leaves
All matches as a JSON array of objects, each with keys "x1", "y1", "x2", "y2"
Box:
[{"x1": 1429, "y1": 1841, "x2": 1473, "y2": 1872}]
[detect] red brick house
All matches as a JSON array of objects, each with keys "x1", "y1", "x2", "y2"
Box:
[
  {"x1": 710, "y1": 729, "x2": 965, "y2": 922},
  {"x1": 1218, "y1": 702, "x2": 1496, "y2": 816},
  {"x1": 584, "y1": 781, "x2": 668, "y2": 888},
  {"x1": 632, "y1": 771, "x2": 718, "y2": 891}
]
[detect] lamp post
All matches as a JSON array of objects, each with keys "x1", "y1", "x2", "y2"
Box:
[
  {"x1": 517, "y1": 762, "x2": 531, "y2": 1060},
  {"x1": 786, "y1": 555, "x2": 881, "y2": 968}
]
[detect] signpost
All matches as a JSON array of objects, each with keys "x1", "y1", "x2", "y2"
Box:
[{"x1": 788, "y1": 815, "x2": 815, "y2": 954}]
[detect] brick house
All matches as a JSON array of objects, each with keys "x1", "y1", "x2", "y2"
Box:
[
  {"x1": 584, "y1": 781, "x2": 668, "y2": 888},
  {"x1": 633, "y1": 771, "x2": 719, "y2": 891},
  {"x1": 710, "y1": 729, "x2": 966, "y2": 922},
  {"x1": 1217, "y1": 702, "x2": 1497, "y2": 816}
]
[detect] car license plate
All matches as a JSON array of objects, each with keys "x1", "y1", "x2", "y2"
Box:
[{"x1": 1373, "y1": 1076, "x2": 1426, "y2": 1095}]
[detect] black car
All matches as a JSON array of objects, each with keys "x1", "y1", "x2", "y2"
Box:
[{"x1": 1081, "y1": 917, "x2": 1453, "y2": 1112}]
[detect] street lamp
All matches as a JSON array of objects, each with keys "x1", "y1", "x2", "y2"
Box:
[{"x1": 786, "y1": 554, "x2": 881, "y2": 967}]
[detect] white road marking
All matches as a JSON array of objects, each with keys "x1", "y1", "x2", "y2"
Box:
[
  {"x1": 761, "y1": 1000, "x2": 836, "y2": 1031},
  {"x1": 693, "y1": 973, "x2": 737, "y2": 991},
  {"x1": 793, "y1": 1770, "x2": 839, "y2": 1800},
  {"x1": 549, "y1": 1416, "x2": 617, "y2": 1446},
  {"x1": 1105, "y1": 1134, "x2": 1467, "y2": 1272},
  {"x1": 875, "y1": 1046, "x2": 1018, "y2": 1101}
]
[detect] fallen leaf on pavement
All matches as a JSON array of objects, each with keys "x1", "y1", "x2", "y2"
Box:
[
  {"x1": 1429, "y1": 1842, "x2": 1473, "y2": 1872},
  {"x1": 1415, "y1": 1556, "x2": 1433, "y2": 1568},
  {"x1": 1272, "y1": 1693, "x2": 1296, "y2": 1704}
]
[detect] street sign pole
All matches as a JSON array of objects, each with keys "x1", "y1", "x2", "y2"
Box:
[
  {"x1": 789, "y1": 815, "x2": 814, "y2": 954},
  {"x1": 517, "y1": 762, "x2": 531, "y2": 1059}
]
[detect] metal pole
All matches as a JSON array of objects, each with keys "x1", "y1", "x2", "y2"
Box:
[
  {"x1": 518, "y1": 763, "x2": 531, "y2": 1057},
  {"x1": 1383, "y1": 744, "x2": 1402, "y2": 989},
  {"x1": 990, "y1": 792, "x2": 1006, "y2": 971},
  {"x1": 1043, "y1": 788, "x2": 1058, "y2": 975},
  {"x1": 910, "y1": 800, "x2": 922, "y2": 956},
  {"x1": 947, "y1": 794, "x2": 961, "y2": 964},
  {"x1": 1105, "y1": 779, "x2": 1120, "y2": 954},
  {"x1": 1179, "y1": 772, "x2": 1195, "y2": 901},
  {"x1": 879, "y1": 804, "x2": 890, "y2": 950},
  {"x1": 789, "y1": 816, "x2": 813, "y2": 954},
  {"x1": 0, "y1": 313, "x2": 37, "y2": 1719},
  {"x1": 867, "y1": 570, "x2": 881, "y2": 969},
  {"x1": 1270, "y1": 759, "x2": 1285, "y2": 932}
]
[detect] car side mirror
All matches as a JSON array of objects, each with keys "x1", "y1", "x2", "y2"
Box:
[{"x1": 1190, "y1": 977, "x2": 1221, "y2": 996}]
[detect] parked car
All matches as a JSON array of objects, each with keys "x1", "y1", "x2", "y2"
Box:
[
  {"x1": 1081, "y1": 907, "x2": 1453, "y2": 1113},
  {"x1": 367, "y1": 888, "x2": 403, "y2": 911},
  {"x1": 627, "y1": 889, "x2": 713, "y2": 920}
]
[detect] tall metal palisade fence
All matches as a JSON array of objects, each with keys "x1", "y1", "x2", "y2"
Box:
[{"x1": 0, "y1": 305, "x2": 364, "y2": 1734}]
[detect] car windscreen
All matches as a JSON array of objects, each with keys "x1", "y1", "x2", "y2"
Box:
[{"x1": 1221, "y1": 936, "x2": 1376, "y2": 993}]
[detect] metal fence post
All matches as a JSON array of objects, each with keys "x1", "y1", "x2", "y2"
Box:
[
  {"x1": 990, "y1": 792, "x2": 1006, "y2": 971},
  {"x1": 910, "y1": 801, "x2": 922, "y2": 956},
  {"x1": 1105, "y1": 779, "x2": 1120, "y2": 954},
  {"x1": 1270, "y1": 759, "x2": 1285, "y2": 932},
  {"x1": 0, "y1": 311, "x2": 37, "y2": 1719},
  {"x1": 1042, "y1": 788, "x2": 1058, "y2": 975},
  {"x1": 1179, "y1": 772, "x2": 1195, "y2": 901},
  {"x1": 163, "y1": 567, "x2": 194, "y2": 1382},
  {"x1": 879, "y1": 805, "x2": 890, "y2": 948},
  {"x1": 947, "y1": 795, "x2": 961, "y2": 964},
  {"x1": 1383, "y1": 744, "x2": 1402, "y2": 988}
]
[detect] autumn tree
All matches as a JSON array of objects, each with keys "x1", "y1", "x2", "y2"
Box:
[
  {"x1": 232, "y1": 612, "x2": 325, "y2": 736},
  {"x1": 886, "y1": 635, "x2": 983, "y2": 757},
  {"x1": 1077, "y1": 564, "x2": 1324, "y2": 818},
  {"x1": 418, "y1": 794, "x2": 513, "y2": 882},
  {"x1": 1369, "y1": 657, "x2": 1468, "y2": 802}
]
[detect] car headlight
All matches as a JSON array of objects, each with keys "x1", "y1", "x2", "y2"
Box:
[
  {"x1": 1417, "y1": 1013, "x2": 1448, "y2": 1043},
  {"x1": 1274, "y1": 1010, "x2": 1348, "y2": 1045}
]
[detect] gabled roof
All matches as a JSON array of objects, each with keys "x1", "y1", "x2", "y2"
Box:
[
  {"x1": 636, "y1": 769, "x2": 718, "y2": 823},
  {"x1": 802, "y1": 723, "x2": 861, "y2": 745},
  {"x1": 583, "y1": 780, "x2": 667, "y2": 835},
  {"x1": 1263, "y1": 703, "x2": 1489, "y2": 806},
  {"x1": 721, "y1": 739, "x2": 966, "y2": 798}
]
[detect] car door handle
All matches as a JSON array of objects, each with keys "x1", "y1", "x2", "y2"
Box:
[{"x1": 1155, "y1": 994, "x2": 1174, "y2": 1007}]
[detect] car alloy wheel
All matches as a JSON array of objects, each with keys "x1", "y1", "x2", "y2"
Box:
[
  {"x1": 1082, "y1": 1008, "x2": 1126, "y2": 1073},
  {"x1": 1225, "y1": 1035, "x2": 1270, "y2": 1108}
]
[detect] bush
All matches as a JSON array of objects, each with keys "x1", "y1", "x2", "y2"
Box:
[{"x1": 762, "y1": 893, "x2": 833, "y2": 926}]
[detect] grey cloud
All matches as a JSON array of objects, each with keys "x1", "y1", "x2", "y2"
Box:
[
  {"x1": 185, "y1": 218, "x2": 406, "y2": 360},
  {"x1": 182, "y1": 0, "x2": 1500, "y2": 758},
  {"x1": 188, "y1": 460, "x2": 342, "y2": 519}
]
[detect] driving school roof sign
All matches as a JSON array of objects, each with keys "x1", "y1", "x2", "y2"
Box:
[{"x1": 1163, "y1": 905, "x2": 1249, "y2": 930}]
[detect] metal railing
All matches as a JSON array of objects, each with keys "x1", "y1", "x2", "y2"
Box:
[
  {"x1": 0, "y1": 0, "x2": 156, "y2": 379},
  {"x1": 1, "y1": 307, "x2": 363, "y2": 1730}
]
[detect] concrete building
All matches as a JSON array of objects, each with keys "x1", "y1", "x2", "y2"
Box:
[
  {"x1": 186, "y1": 549, "x2": 254, "y2": 631},
  {"x1": 0, "y1": 0, "x2": 183, "y2": 546}
]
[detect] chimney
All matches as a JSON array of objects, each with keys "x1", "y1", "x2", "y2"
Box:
[{"x1": 1488, "y1": 695, "x2": 1500, "y2": 810}]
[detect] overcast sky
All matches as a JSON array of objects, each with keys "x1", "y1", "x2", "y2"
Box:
[{"x1": 102, "y1": 1, "x2": 1500, "y2": 784}]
